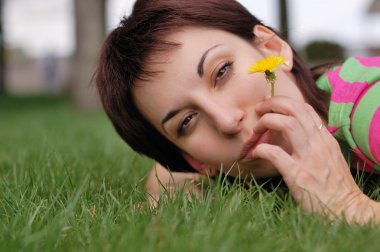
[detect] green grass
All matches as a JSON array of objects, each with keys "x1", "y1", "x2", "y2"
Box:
[{"x1": 1, "y1": 95, "x2": 380, "y2": 252}]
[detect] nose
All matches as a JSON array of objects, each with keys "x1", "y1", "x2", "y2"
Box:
[{"x1": 206, "y1": 102, "x2": 245, "y2": 135}]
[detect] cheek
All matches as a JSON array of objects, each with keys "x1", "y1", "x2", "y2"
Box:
[
  {"x1": 179, "y1": 128, "x2": 239, "y2": 166},
  {"x1": 232, "y1": 73, "x2": 269, "y2": 105},
  {"x1": 276, "y1": 72, "x2": 304, "y2": 101}
]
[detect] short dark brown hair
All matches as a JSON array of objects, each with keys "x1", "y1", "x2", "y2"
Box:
[{"x1": 95, "y1": 0, "x2": 327, "y2": 172}]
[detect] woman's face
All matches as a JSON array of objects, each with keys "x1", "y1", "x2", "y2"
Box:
[{"x1": 133, "y1": 27, "x2": 304, "y2": 178}]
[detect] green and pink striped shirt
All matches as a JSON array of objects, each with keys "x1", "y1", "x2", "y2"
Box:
[{"x1": 317, "y1": 56, "x2": 380, "y2": 173}]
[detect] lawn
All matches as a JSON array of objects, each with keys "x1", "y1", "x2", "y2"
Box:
[{"x1": 1, "y1": 95, "x2": 380, "y2": 252}]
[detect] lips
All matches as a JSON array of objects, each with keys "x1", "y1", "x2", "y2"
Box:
[{"x1": 239, "y1": 130, "x2": 272, "y2": 162}]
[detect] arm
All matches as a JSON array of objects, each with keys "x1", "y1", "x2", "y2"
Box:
[
  {"x1": 317, "y1": 56, "x2": 380, "y2": 171},
  {"x1": 145, "y1": 162, "x2": 205, "y2": 207}
]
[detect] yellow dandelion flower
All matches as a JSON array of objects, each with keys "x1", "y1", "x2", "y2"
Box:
[
  {"x1": 247, "y1": 55, "x2": 286, "y2": 97},
  {"x1": 247, "y1": 55, "x2": 285, "y2": 74}
]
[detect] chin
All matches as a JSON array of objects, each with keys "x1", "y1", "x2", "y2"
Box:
[{"x1": 238, "y1": 158, "x2": 280, "y2": 179}]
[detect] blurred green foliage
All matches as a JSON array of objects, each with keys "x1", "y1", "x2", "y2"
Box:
[{"x1": 304, "y1": 40, "x2": 346, "y2": 64}]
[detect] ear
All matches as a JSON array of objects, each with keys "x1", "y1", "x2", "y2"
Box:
[
  {"x1": 183, "y1": 154, "x2": 217, "y2": 176},
  {"x1": 253, "y1": 25, "x2": 293, "y2": 71}
]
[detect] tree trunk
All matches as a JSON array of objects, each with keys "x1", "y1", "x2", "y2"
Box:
[
  {"x1": 368, "y1": 0, "x2": 380, "y2": 13},
  {"x1": 72, "y1": 0, "x2": 106, "y2": 109},
  {"x1": 278, "y1": 0, "x2": 289, "y2": 41}
]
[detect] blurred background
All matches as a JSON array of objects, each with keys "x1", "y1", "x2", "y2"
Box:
[
  {"x1": 0, "y1": 0, "x2": 380, "y2": 105},
  {"x1": 1, "y1": 0, "x2": 380, "y2": 107}
]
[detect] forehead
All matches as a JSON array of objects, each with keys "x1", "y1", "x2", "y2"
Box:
[{"x1": 132, "y1": 27, "x2": 249, "y2": 129}]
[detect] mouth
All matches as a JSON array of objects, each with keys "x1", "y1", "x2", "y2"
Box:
[{"x1": 238, "y1": 130, "x2": 272, "y2": 162}]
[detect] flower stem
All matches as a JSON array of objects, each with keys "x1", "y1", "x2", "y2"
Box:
[
  {"x1": 270, "y1": 80, "x2": 275, "y2": 97},
  {"x1": 265, "y1": 71, "x2": 276, "y2": 97}
]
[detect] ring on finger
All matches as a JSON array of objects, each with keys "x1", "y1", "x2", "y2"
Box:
[{"x1": 318, "y1": 123, "x2": 325, "y2": 131}]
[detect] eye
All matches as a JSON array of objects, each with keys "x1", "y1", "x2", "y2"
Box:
[
  {"x1": 177, "y1": 112, "x2": 197, "y2": 136},
  {"x1": 215, "y1": 61, "x2": 233, "y2": 84}
]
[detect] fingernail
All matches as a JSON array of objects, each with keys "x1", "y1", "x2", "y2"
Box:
[{"x1": 264, "y1": 95, "x2": 271, "y2": 101}]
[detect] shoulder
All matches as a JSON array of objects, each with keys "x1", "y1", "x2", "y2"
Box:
[
  {"x1": 317, "y1": 56, "x2": 380, "y2": 94},
  {"x1": 316, "y1": 56, "x2": 380, "y2": 107},
  {"x1": 339, "y1": 56, "x2": 380, "y2": 84}
]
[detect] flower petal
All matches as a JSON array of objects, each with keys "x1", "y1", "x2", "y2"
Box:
[{"x1": 247, "y1": 56, "x2": 285, "y2": 74}]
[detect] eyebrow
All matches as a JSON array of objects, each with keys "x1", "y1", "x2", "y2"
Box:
[
  {"x1": 161, "y1": 108, "x2": 181, "y2": 127},
  {"x1": 197, "y1": 44, "x2": 222, "y2": 77},
  {"x1": 161, "y1": 44, "x2": 222, "y2": 128}
]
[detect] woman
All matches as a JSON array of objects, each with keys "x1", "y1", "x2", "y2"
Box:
[{"x1": 95, "y1": 0, "x2": 380, "y2": 224}]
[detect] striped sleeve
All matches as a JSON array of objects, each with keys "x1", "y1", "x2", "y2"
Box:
[
  {"x1": 350, "y1": 57, "x2": 380, "y2": 167},
  {"x1": 317, "y1": 56, "x2": 380, "y2": 172}
]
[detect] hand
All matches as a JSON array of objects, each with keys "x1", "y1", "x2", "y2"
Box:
[
  {"x1": 252, "y1": 96, "x2": 374, "y2": 223},
  {"x1": 145, "y1": 163, "x2": 205, "y2": 208}
]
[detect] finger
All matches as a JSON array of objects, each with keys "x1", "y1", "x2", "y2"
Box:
[
  {"x1": 253, "y1": 144, "x2": 324, "y2": 209},
  {"x1": 252, "y1": 143, "x2": 298, "y2": 185},
  {"x1": 304, "y1": 103, "x2": 325, "y2": 130},
  {"x1": 255, "y1": 113, "x2": 308, "y2": 157},
  {"x1": 256, "y1": 96, "x2": 320, "y2": 135}
]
